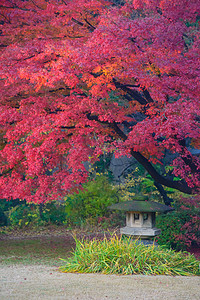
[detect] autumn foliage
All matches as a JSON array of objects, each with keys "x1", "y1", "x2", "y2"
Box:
[{"x1": 0, "y1": 0, "x2": 200, "y2": 203}]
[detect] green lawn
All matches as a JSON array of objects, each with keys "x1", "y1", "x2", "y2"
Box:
[{"x1": 0, "y1": 235, "x2": 74, "y2": 266}]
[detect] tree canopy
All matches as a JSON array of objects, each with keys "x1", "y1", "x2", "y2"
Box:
[{"x1": 0, "y1": 0, "x2": 200, "y2": 203}]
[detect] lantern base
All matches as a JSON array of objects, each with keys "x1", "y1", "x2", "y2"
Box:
[{"x1": 120, "y1": 226, "x2": 161, "y2": 238}]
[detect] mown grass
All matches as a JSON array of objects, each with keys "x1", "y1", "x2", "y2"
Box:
[
  {"x1": 60, "y1": 235, "x2": 200, "y2": 276},
  {"x1": 0, "y1": 236, "x2": 74, "y2": 266}
]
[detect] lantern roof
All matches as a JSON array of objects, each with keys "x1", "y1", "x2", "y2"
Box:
[{"x1": 108, "y1": 198, "x2": 174, "y2": 213}]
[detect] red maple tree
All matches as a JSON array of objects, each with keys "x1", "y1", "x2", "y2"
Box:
[{"x1": 0, "y1": 0, "x2": 199, "y2": 203}]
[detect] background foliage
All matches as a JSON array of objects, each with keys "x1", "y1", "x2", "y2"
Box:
[
  {"x1": 1, "y1": 164, "x2": 199, "y2": 255},
  {"x1": 65, "y1": 175, "x2": 124, "y2": 227},
  {"x1": 156, "y1": 195, "x2": 200, "y2": 250},
  {"x1": 0, "y1": 200, "x2": 66, "y2": 228}
]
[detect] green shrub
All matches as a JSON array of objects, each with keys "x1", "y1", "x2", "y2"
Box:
[
  {"x1": 0, "y1": 199, "x2": 23, "y2": 227},
  {"x1": 65, "y1": 175, "x2": 121, "y2": 226},
  {"x1": 60, "y1": 235, "x2": 200, "y2": 276},
  {"x1": 8, "y1": 204, "x2": 42, "y2": 227},
  {"x1": 2, "y1": 201, "x2": 66, "y2": 228},
  {"x1": 40, "y1": 202, "x2": 66, "y2": 225},
  {"x1": 0, "y1": 207, "x2": 7, "y2": 226},
  {"x1": 156, "y1": 195, "x2": 200, "y2": 250}
]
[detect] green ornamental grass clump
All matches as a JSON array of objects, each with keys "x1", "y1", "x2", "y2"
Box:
[{"x1": 60, "y1": 235, "x2": 200, "y2": 276}]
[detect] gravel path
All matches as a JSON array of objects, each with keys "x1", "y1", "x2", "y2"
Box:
[{"x1": 1, "y1": 264, "x2": 200, "y2": 300}]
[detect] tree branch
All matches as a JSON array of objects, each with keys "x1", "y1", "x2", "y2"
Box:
[
  {"x1": 85, "y1": 115, "x2": 193, "y2": 194},
  {"x1": 84, "y1": 19, "x2": 96, "y2": 30},
  {"x1": 110, "y1": 122, "x2": 193, "y2": 194},
  {"x1": 113, "y1": 79, "x2": 151, "y2": 105},
  {"x1": 178, "y1": 139, "x2": 200, "y2": 177},
  {"x1": 154, "y1": 181, "x2": 173, "y2": 206},
  {"x1": 0, "y1": 5, "x2": 35, "y2": 12}
]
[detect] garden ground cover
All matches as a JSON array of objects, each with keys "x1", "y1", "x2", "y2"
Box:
[
  {"x1": 0, "y1": 229, "x2": 200, "y2": 299},
  {"x1": 0, "y1": 233, "x2": 74, "y2": 266}
]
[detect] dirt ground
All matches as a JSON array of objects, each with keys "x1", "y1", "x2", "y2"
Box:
[{"x1": 1, "y1": 264, "x2": 200, "y2": 300}]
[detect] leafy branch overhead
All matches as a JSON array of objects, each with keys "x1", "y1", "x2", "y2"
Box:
[{"x1": 0, "y1": 0, "x2": 200, "y2": 203}]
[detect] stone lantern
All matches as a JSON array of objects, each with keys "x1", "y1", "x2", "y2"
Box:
[{"x1": 109, "y1": 197, "x2": 174, "y2": 239}]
